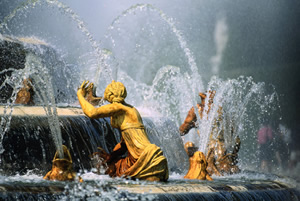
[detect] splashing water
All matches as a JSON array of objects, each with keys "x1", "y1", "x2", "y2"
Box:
[
  {"x1": 106, "y1": 4, "x2": 203, "y2": 100},
  {"x1": 0, "y1": 0, "x2": 40, "y2": 32},
  {"x1": 0, "y1": 0, "x2": 112, "y2": 84},
  {"x1": 0, "y1": 2, "x2": 298, "y2": 200},
  {"x1": 193, "y1": 76, "x2": 281, "y2": 170},
  {"x1": 3, "y1": 1, "x2": 203, "y2": 127},
  {"x1": 0, "y1": 0, "x2": 284, "y2": 175},
  {"x1": 0, "y1": 0, "x2": 115, "y2": 157},
  {"x1": 44, "y1": 0, "x2": 112, "y2": 85},
  {"x1": 0, "y1": 48, "x2": 64, "y2": 157}
]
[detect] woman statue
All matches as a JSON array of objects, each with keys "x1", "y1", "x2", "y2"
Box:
[{"x1": 77, "y1": 80, "x2": 169, "y2": 181}]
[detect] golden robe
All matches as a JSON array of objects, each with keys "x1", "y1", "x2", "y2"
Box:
[{"x1": 112, "y1": 121, "x2": 169, "y2": 181}]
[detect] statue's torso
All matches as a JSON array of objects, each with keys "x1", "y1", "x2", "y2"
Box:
[
  {"x1": 110, "y1": 103, "x2": 144, "y2": 130},
  {"x1": 109, "y1": 103, "x2": 151, "y2": 159}
]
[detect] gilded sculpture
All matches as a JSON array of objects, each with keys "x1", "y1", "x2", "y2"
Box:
[
  {"x1": 184, "y1": 142, "x2": 213, "y2": 180},
  {"x1": 77, "y1": 80, "x2": 169, "y2": 181},
  {"x1": 44, "y1": 145, "x2": 83, "y2": 182},
  {"x1": 179, "y1": 90, "x2": 241, "y2": 176},
  {"x1": 15, "y1": 78, "x2": 34, "y2": 105}
]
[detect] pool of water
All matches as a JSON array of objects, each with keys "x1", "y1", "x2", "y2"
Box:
[{"x1": 0, "y1": 170, "x2": 298, "y2": 200}]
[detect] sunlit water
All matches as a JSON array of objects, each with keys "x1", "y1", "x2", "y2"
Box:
[
  {"x1": 0, "y1": 170, "x2": 297, "y2": 200},
  {"x1": 0, "y1": 0, "x2": 298, "y2": 199}
]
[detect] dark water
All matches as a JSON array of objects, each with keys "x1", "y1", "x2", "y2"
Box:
[{"x1": 0, "y1": 113, "x2": 188, "y2": 175}]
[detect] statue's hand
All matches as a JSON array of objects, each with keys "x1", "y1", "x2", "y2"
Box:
[{"x1": 77, "y1": 80, "x2": 90, "y2": 97}]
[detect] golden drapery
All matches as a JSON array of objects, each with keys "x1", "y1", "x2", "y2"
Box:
[{"x1": 113, "y1": 126, "x2": 169, "y2": 181}]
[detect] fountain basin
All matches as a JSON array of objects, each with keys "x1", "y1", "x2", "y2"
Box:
[
  {"x1": 0, "y1": 106, "x2": 299, "y2": 200},
  {"x1": 0, "y1": 173, "x2": 299, "y2": 201}
]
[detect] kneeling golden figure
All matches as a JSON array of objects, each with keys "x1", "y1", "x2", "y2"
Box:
[
  {"x1": 184, "y1": 142, "x2": 212, "y2": 181},
  {"x1": 44, "y1": 145, "x2": 82, "y2": 182},
  {"x1": 77, "y1": 80, "x2": 169, "y2": 181}
]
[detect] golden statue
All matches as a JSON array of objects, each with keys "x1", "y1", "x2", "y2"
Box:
[
  {"x1": 179, "y1": 106, "x2": 197, "y2": 135},
  {"x1": 179, "y1": 90, "x2": 241, "y2": 176},
  {"x1": 77, "y1": 80, "x2": 169, "y2": 181},
  {"x1": 208, "y1": 137, "x2": 241, "y2": 175},
  {"x1": 184, "y1": 142, "x2": 213, "y2": 180},
  {"x1": 44, "y1": 145, "x2": 83, "y2": 182},
  {"x1": 205, "y1": 102, "x2": 241, "y2": 175},
  {"x1": 15, "y1": 78, "x2": 34, "y2": 105},
  {"x1": 179, "y1": 91, "x2": 215, "y2": 135}
]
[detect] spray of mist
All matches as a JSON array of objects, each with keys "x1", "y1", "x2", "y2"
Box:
[{"x1": 210, "y1": 16, "x2": 228, "y2": 75}]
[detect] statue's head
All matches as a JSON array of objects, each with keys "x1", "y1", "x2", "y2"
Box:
[
  {"x1": 52, "y1": 145, "x2": 73, "y2": 170},
  {"x1": 184, "y1": 141, "x2": 198, "y2": 157},
  {"x1": 104, "y1": 80, "x2": 127, "y2": 103}
]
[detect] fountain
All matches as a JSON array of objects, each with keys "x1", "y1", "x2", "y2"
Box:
[{"x1": 0, "y1": 0, "x2": 299, "y2": 200}]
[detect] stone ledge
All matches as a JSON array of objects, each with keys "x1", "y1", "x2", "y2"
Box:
[
  {"x1": 114, "y1": 181, "x2": 291, "y2": 194},
  {"x1": 0, "y1": 106, "x2": 153, "y2": 117},
  {"x1": 0, "y1": 106, "x2": 84, "y2": 116}
]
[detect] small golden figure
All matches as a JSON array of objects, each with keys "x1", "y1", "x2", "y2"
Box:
[
  {"x1": 43, "y1": 145, "x2": 83, "y2": 182},
  {"x1": 184, "y1": 142, "x2": 213, "y2": 180},
  {"x1": 216, "y1": 136, "x2": 241, "y2": 175},
  {"x1": 15, "y1": 78, "x2": 34, "y2": 105}
]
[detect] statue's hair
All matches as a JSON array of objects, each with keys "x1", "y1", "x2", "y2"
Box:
[{"x1": 104, "y1": 80, "x2": 127, "y2": 103}]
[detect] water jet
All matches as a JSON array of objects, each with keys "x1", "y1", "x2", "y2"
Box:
[{"x1": 0, "y1": 1, "x2": 299, "y2": 200}]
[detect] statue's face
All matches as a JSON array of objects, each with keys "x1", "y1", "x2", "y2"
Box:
[
  {"x1": 187, "y1": 147, "x2": 195, "y2": 157},
  {"x1": 103, "y1": 91, "x2": 112, "y2": 103},
  {"x1": 184, "y1": 142, "x2": 194, "y2": 153}
]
